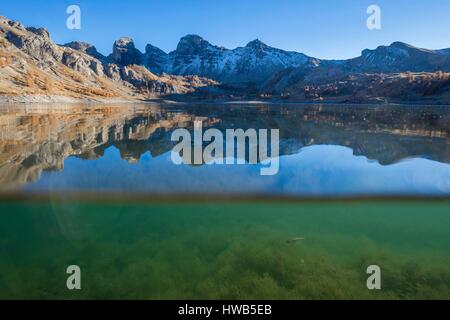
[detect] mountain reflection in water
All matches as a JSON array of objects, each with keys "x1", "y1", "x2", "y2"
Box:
[{"x1": 0, "y1": 104, "x2": 448, "y2": 196}]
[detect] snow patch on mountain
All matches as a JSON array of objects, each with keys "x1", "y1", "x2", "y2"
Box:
[{"x1": 144, "y1": 35, "x2": 319, "y2": 84}]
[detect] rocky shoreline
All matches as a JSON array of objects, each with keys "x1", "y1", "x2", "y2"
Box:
[{"x1": 2, "y1": 94, "x2": 450, "y2": 106}]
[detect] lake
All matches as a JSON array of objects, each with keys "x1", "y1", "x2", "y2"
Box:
[
  {"x1": 0, "y1": 103, "x2": 449, "y2": 196},
  {"x1": 0, "y1": 103, "x2": 449, "y2": 299}
]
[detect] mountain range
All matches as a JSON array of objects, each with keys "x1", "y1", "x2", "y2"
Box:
[{"x1": 1, "y1": 15, "x2": 450, "y2": 104}]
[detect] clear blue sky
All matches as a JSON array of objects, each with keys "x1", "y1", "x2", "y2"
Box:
[{"x1": 1, "y1": 0, "x2": 450, "y2": 59}]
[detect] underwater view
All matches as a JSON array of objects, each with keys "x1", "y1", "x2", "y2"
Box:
[
  {"x1": 2, "y1": 0, "x2": 450, "y2": 308},
  {"x1": 0, "y1": 103, "x2": 449, "y2": 300}
]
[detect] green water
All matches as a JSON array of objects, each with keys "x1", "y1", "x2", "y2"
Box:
[{"x1": 0, "y1": 200, "x2": 449, "y2": 300}]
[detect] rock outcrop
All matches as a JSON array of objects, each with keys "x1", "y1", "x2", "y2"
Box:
[
  {"x1": 63, "y1": 41, "x2": 108, "y2": 63},
  {"x1": 108, "y1": 37, "x2": 143, "y2": 66},
  {"x1": 0, "y1": 16, "x2": 218, "y2": 102}
]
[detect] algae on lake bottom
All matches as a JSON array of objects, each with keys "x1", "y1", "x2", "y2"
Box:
[{"x1": 0, "y1": 200, "x2": 449, "y2": 300}]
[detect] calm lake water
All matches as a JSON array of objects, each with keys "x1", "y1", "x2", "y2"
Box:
[
  {"x1": 0, "y1": 103, "x2": 449, "y2": 196},
  {"x1": 0, "y1": 103, "x2": 449, "y2": 299}
]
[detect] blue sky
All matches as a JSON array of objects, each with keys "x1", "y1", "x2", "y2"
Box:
[{"x1": 1, "y1": 0, "x2": 450, "y2": 59}]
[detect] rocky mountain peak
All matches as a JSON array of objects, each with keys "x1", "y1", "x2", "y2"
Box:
[
  {"x1": 114, "y1": 37, "x2": 135, "y2": 48},
  {"x1": 63, "y1": 41, "x2": 107, "y2": 62},
  {"x1": 4, "y1": 22, "x2": 63, "y2": 62},
  {"x1": 25, "y1": 27, "x2": 50, "y2": 39},
  {"x1": 145, "y1": 43, "x2": 167, "y2": 55},
  {"x1": 362, "y1": 41, "x2": 432, "y2": 59},
  {"x1": 355, "y1": 40, "x2": 450, "y2": 73},
  {"x1": 246, "y1": 39, "x2": 269, "y2": 50},
  {"x1": 175, "y1": 34, "x2": 212, "y2": 55},
  {"x1": 360, "y1": 43, "x2": 410, "y2": 62},
  {"x1": 110, "y1": 37, "x2": 143, "y2": 66},
  {"x1": 64, "y1": 41, "x2": 94, "y2": 52},
  {"x1": 144, "y1": 44, "x2": 168, "y2": 75},
  {"x1": 390, "y1": 41, "x2": 413, "y2": 49},
  {"x1": 161, "y1": 34, "x2": 314, "y2": 84},
  {"x1": 0, "y1": 16, "x2": 26, "y2": 31}
]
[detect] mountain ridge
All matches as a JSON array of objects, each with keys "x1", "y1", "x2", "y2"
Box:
[
  {"x1": 0, "y1": 16, "x2": 217, "y2": 103},
  {"x1": 1, "y1": 15, "x2": 450, "y2": 104},
  {"x1": 77, "y1": 33, "x2": 450, "y2": 86}
]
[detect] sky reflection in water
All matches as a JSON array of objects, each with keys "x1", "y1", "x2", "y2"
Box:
[{"x1": 0, "y1": 103, "x2": 447, "y2": 197}]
